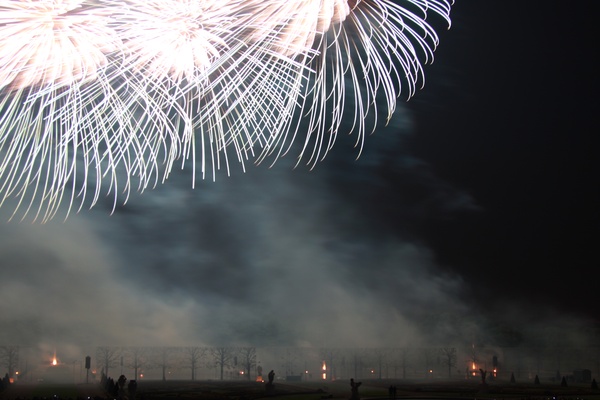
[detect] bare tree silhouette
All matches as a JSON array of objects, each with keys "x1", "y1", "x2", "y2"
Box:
[
  {"x1": 152, "y1": 347, "x2": 178, "y2": 381},
  {"x1": 0, "y1": 346, "x2": 19, "y2": 379},
  {"x1": 210, "y1": 347, "x2": 236, "y2": 380},
  {"x1": 238, "y1": 347, "x2": 257, "y2": 380},
  {"x1": 183, "y1": 347, "x2": 206, "y2": 381},
  {"x1": 439, "y1": 348, "x2": 457, "y2": 378},
  {"x1": 124, "y1": 347, "x2": 148, "y2": 381},
  {"x1": 96, "y1": 346, "x2": 121, "y2": 378}
]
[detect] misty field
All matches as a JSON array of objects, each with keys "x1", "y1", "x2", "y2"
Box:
[{"x1": 2, "y1": 379, "x2": 599, "y2": 400}]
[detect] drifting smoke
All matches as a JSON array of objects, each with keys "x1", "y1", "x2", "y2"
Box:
[
  {"x1": 0, "y1": 111, "x2": 471, "y2": 350},
  {"x1": 1, "y1": 100, "x2": 597, "y2": 382}
]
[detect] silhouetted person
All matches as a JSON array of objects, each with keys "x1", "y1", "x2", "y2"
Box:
[
  {"x1": 350, "y1": 378, "x2": 362, "y2": 400},
  {"x1": 591, "y1": 378, "x2": 598, "y2": 390},
  {"x1": 388, "y1": 385, "x2": 396, "y2": 399},
  {"x1": 268, "y1": 370, "x2": 275, "y2": 384},
  {"x1": 534, "y1": 374, "x2": 540, "y2": 385},
  {"x1": 479, "y1": 368, "x2": 487, "y2": 385},
  {"x1": 561, "y1": 376, "x2": 568, "y2": 387},
  {"x1": 128, "y1": 379, "x2": 138, "y2": 398},
  {"x1": 510, "y1": 372, "x2": 516, "y2": 383},
  {"x1": 265, "y1": 370, "x2": 275, "y2": 392},
  {"x1": 118, "y1": 374, "x2": 127, "y2": 389}
]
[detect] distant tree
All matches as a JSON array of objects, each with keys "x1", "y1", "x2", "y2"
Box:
[
  {"x1": 152, "y1": 347, "x2": 178, "y2": 381},
  {"x1": 96, "y1": 346, "x2": 121, "y2": 378},
  {"x1": 420, "y1": 348, "x2": 437, "y2": 378},
  {"x1": 350, "y1": 349, "x2": 368, "y2": 380},
  {"x1": 468, "y1": 344, "x2": 478, "y2": 370},
  {"x1": 277, "y1": 347, "x2": 302, "y2": 377},
  {"x1": 400, "y1": 348, "x2": 411, "y2": 379},
  {"x1": 0, "y1": 346, "x2": 19, "y2": 378},
  {"x1": 439, "y1": 348, "x2": 457, "y2": 378},
  {"x1": 125, "y1": 347, "x2": 148, "y2": 380},
  {"x1": 183, "y1": 347, "x2": 206, "y2": 381},
  {"x1": 238, "y1": 347, "x2": 257, "y2": 380},
  {"x1": 370, "y1": 348, "x2": 388, "y2": 379},
  {"x1": 319, "y1": 348, "x2": 341, "y2": 381},
  {"x1": 210, "y1": 347, "x2": 236, "y2": 380}
]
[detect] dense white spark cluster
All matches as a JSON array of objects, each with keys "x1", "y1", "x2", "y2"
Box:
[{"x1": 0, "y1": 0, "x2": 452, "y2": 221}]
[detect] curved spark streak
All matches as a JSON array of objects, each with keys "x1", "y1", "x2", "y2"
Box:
[
  {"x1": 0, "y1": 0, "x2": 453, "y2": 221},
  {"x1": 0, "y1": 0, "x2": 118, "y2": 90},
  {"x1": 257, "y1": 0, "x2": 453, "y2": 166}
]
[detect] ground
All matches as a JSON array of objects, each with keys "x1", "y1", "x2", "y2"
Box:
[{"x1": 1, "y1": 379, "x2": 599, "y2": 400}]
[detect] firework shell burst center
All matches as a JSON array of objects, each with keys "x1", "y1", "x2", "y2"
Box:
[{"x1": 0, "y1": 0, "x2": 453, "y2": 222}]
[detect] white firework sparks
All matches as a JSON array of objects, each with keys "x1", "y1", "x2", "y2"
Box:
[
  {"x1": 0, "y1": 0, "x2": 453, "y2": 221},
  {"x1": 0, "y1": 0, "x2": 129, "y2": 221},
  {"x1": 254, "y1": 0, "x2": 453, "y2": 166},
  {"x1": 0, "y1": 0, "x2": 118, "y2": 90}
]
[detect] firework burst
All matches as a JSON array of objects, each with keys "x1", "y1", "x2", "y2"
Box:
[
  {"x1": 254, "y1": 0, "x2": 453, "y2": 166},
  {"x1": 0, "y1": 0, "x2": 129, "y2": 221},
  {"x1": 0, "y1": 0, "x2": 453, "y2": 221}
]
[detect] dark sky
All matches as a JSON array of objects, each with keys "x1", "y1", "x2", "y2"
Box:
[
  {"x1": 404, "y1": 1, "x2": 598, "y2": 319},
  {"x1": 0, "y1": 1, "x2": 597, "y2": 361}
]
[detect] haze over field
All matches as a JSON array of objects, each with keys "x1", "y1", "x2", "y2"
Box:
[{"x1": 0, "y1": 0, "x2": 597, "y2": 384}]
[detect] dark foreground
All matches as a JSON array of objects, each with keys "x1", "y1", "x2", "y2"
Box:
[{"x1": 2, "y1": 379, "x2": 599, "y2": 400}]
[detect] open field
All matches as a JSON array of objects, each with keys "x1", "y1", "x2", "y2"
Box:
[{"x1": 2, "y1": 379, "x2": 599, "y2": 400}]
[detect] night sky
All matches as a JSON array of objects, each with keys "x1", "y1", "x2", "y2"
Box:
[
  {"x1": 405, "y1": 2, "x2": 598, "y2": 318},
  {"x1": 0, "y1": 1, "x2": 597, "y2": 362}
]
